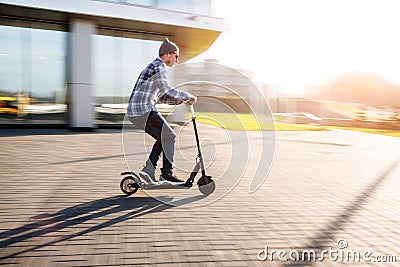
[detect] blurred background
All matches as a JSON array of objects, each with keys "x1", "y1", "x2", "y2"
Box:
[
  {"x1": 196, "y1": 0, "x2": 400, "y2": 132},
  {"x1": 0, "y1": 0, "x2": 399, "y2": 132}
]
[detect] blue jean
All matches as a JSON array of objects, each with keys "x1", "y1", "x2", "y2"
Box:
[{"x1": 129, "y1": 111, "x2": 176, "y2": 174}]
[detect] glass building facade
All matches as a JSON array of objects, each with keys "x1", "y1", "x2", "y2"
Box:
[
  {"x1": 93, "y1": 33, "x2": 161, "y2": 124},
  {"x1": 0, "y1": 0, "x2": 222, "y2": 127},
  {"x1": 0, "y1": 20, "x2": 67, "y2": 124},
  {"x1": 93, "y1": 0, "x2": 211, "y2": 16}
]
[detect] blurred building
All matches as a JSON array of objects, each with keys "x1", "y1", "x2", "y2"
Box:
[
  {"x1": 0, "y1": 0, "x2": 223, "y2": 129},
  {"x1": 165, "y1": 60, "x2": 271, "y2": 117}
]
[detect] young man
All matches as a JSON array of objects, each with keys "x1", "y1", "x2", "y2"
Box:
[{"x1": 127, "y1": 38, "x2": 196, "y2": 185}]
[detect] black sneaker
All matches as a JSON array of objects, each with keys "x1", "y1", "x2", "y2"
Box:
[
  {"x1": 139, "y1": 167, "x2": 156, "y2": 185},
  {"x1": 160, "y1": 173, "x2": 184, "y2": 185}
]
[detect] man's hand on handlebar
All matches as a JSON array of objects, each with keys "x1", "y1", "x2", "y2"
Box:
[{"x1": 185, "y1": 96, "x2": 197, "y2": 106}]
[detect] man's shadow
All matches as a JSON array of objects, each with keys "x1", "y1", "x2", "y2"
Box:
[{"x1": 0, "y1": 194, "x2": 205, "y2": 260}]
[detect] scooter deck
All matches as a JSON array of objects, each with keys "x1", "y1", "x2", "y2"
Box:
[{"x1": 122, "y1": 171, "x2": 191, "y2": 190}]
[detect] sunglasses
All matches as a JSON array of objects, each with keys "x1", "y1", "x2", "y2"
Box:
[{"x1": 170, "y1": 52, "x2": 179, "y2": 59}]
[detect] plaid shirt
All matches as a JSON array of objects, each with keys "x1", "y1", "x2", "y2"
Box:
[{"x1": 127, "y1": 57, "x2": 194, "y2": 117}]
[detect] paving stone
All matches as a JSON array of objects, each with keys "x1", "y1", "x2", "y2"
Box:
[{"x1": 0, "y1": 128, "x2": 399, "y2": 266}]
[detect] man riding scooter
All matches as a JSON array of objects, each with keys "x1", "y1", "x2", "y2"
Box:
[{"x1": 127, "y1": 38, "x2": 196, "y2": 185}]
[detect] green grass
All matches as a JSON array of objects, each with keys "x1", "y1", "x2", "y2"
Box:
[
  {"x1": 194, "y1": 112, "x2": 271, "y2": 131},
  {"x1": 328, "y1": 126, "x2": 400, "y2": 138},
  {"x1": 191, "y1": 112, "x2": 400, "y2": 138},
  {"x1": 274, "y1": 123, "x2": 326, "y2": 131},
  {"x1": 192, "y1": 112, "x2": 326, "y2": 131}
]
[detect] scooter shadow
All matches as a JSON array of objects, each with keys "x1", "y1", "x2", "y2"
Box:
[
  {"x1": 0, "y1": 194, "x2": 204, "y2": 260},
  {"x1": 156, "y1": 194, "x2": 207, "y2": 206}
]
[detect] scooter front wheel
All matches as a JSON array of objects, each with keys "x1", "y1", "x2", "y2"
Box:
[
  {"x1": 198, "y1": 176, "x2": 215, "y2": 195},
  {"x1": 120, "y1": 176, "x2": 139, "y2": 196}
]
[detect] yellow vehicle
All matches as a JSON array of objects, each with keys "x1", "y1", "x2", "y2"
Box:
[
  {"x1": 0, "y1": 97, "x2": 18, "y2": 114},
  {"x1": 0, "y1": 96, "x2": 32, "y2": 114}
]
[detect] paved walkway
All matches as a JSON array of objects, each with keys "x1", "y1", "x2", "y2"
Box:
[{"x1": 0, "y1": 127, "x2": 399, "y2": 266}]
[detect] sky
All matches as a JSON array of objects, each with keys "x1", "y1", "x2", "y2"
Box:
[{"x1": 192, "y1": 0, "x2": 400, "y2": 95}]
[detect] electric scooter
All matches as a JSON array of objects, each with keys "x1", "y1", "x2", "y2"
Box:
[{"x1": 120, "y1": 105, "x2": 215, "y2": 196}]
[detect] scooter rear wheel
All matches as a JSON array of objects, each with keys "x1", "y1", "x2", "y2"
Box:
[
  {"x1": 120, "y1": 176, "x2": 139, "y2": 196},
  {"x1": 198, "y1": 176, "x2": 215, "y2": 195}
]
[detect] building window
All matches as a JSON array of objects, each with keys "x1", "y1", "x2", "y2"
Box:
[
  {"x1": 93, "y1": 32, "x2": 161, "y2": 124},
  {"x1": 0, "y1": 22, "x2": 67, "y2": 124},
  {"x1": 92, "y1": 0, "x2": 211, "y2": 16},
  {"x1": 92, "y1": 0, "x2": 152, "y2": 7},
  {"x1": 123, "y1": 0, "x2": 152, "y2": 6},
  {"x1": 157, "y1": 0, "x2": 211, "y2": 15}
]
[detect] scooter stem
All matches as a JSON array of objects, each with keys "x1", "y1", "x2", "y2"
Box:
[
  {"x1": 190, "y1": 104, "x2": 195, "y2": 119},
  {"x1": 190, "y1": 105, "x2": 206, "y2": 177}
]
